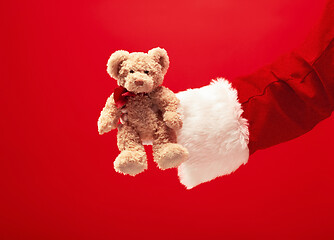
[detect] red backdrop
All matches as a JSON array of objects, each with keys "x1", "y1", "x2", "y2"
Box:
[{"x1": 1, "y1": 0, "x2": 334, "y2": 239}]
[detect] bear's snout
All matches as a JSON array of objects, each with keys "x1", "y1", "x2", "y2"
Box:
[
  {"x1": 125, "y1": 75, "x2": 154, "y2": 93},
  {"x1": 135, "y1": 80, "x2": 144, "y2": 86}
]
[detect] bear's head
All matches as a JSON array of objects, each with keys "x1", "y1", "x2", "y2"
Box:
[{"x1": 107, "y1": 47, "x2": 170, "y2": 93}]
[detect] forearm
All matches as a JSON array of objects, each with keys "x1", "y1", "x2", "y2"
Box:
[
  {"x1": 151, "y1": 86, "x2": 183, "y2": 130},
  {"x1": 98, "y1": 94, "x2": 121, "y2": 134},
  {"x1": 232, "y1": 0, "x2": 334, "y2": 154},
  {"x1": 150, "y1": 86, "x2": 180, "y2": 113}
]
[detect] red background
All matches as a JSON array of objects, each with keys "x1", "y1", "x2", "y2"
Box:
[{"x1": 1, "y1": 0, "x2": 334, "y2": 239}]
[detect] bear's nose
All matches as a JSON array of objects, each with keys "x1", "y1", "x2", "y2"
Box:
[{"x1": 135, "y1": 80, "x2": 144, "y2": 86}]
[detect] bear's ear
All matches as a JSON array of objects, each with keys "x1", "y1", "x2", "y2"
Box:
[
  {"x1": 148, "y1": 47, "x2": 170, "y2": 75},
  {"x1": 106, "y1": 50, "x2": 130, "y2": 78}
]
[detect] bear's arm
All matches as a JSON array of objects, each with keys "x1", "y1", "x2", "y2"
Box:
[
  {"x1": 98, "y1": 93, "x2": 121, "y2": 135},
  {"x1": 150, "y1": 86, "x2": 182, "y2": 130}
]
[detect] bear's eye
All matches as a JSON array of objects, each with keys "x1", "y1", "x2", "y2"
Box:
[
  {"x1": 144, "y1": 70, "x2": 149, "y2": 75},
  {"x1": 130, "y1": 70, "x2": 134, "y2": 73}
]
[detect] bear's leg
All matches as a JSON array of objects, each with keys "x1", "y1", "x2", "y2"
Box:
[
  {"x1": 114, "y1": 123, "x2": 147, "y2": 176},
  {"x1": 153, "y1": 120, "x2": 188, "y2": 170}
]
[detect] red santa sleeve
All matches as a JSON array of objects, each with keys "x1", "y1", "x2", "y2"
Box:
[{"x1": 176, "y1": 0, "x2": 334, "y2": 189}]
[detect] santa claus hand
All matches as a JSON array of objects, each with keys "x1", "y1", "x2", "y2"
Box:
[
  {"x1": 98, "y1": 114, "x2": 117, "y2": 135},
  {"x1": 175, "y1": 79, "x2": 250, "y2": 189},
  {"x1": 163, "y1": 111, "x2": 183, "y2": 130}
]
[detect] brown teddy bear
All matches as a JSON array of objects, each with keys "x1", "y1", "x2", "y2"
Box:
[{"x1": 98, "y1": 47, "x2": 189, "y2": 176}]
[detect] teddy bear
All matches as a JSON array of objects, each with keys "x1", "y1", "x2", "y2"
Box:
[{"x1": 98, "y1": 47, "x2": 189, "y2": 176}]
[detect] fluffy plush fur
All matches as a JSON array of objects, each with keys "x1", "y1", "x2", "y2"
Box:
[
  {"x1": 98, "y1": 47, "x2": 188, "y2": 176},
  {"x1": 175, "y1": 79, "x2": 249, "y2": 189}
]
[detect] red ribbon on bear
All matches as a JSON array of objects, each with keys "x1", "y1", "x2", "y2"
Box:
[{"x1": 113, "y1": 86, "x2": 136, "y2": 108}]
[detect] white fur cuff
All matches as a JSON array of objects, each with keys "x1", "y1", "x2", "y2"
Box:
[{"x1": 176, "y1": 78, "x2": 249, "y2": 189}]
